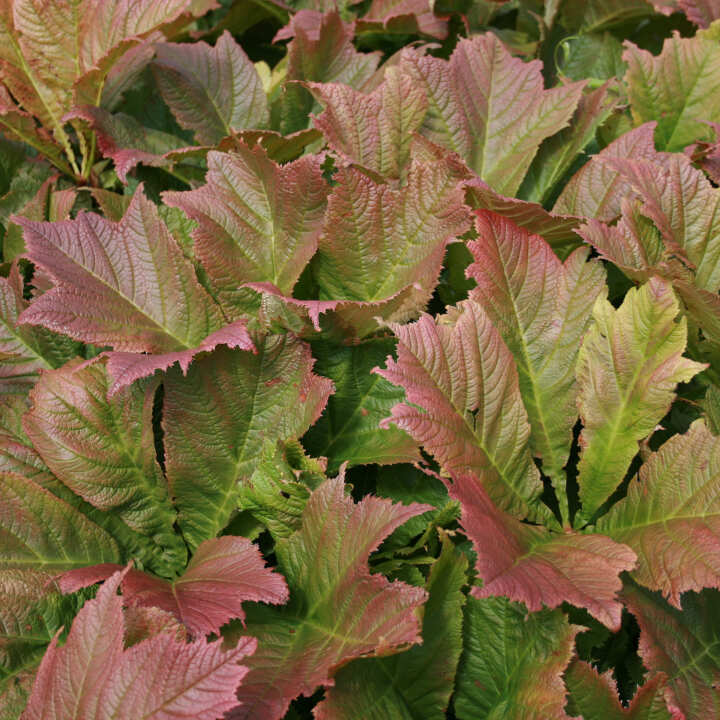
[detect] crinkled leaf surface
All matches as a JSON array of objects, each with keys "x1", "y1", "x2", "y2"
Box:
[
  {"x1": 622, "y1": 583, "x2": 720, "y2": 720},
  {"x1": 467, "y1": 211, "x2": 605, "y2": 517},
  {"x1": 453, "y1": 475, "x2": 636, "y2": 629},
  {"x1": 454, "y1": 597, "x2": 578, "y2": 720},
  {"x1": 598, "y1": 420, "x2": 720, "y2": 607},
  {"x1": 164, "y1": 144, "x2": 329, "y2": 314},
  {"x1": 23, "y1": 359, "x2": 186, "y2": 573},
  {"x1": 624, "y1": 32, "x2": 720, "y2": 151},
  {"x1": 153, "y1": 31, "x2": 269, "y2": 144},
  {"x1": 163, "y1": 338, "x2": 332, "y2": 549},
  {"x1": 399, "y1": 34, "x2": 584, "y2": 196},
  {"x1": 314, "y1": 538, "x2": 467, "y2": 720},
  {"x1": 679, "y1": 0, "x2": 720, "y2": 26},
  {"x1": 576, "y1": 279, "x2": 704, "y2": 523},
  {"x1": 22, "y1": 568, "x2": 256, "y2": 720},
  {"x1": 357, "y1": 0, "x2": 448, "y2": 39},
  {"x1": 228, "y1": 477, "x2": 430, "y2": 720},
  {"x1": 376, "y1": 300, "x2": 551, "y2": 523},
  {"x1": 302, "y1": 338, "x2": 420, "y2": 471}
]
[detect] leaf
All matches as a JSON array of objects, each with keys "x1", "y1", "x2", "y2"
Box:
[
  {"x1": 306, "y1": 65, "x2": 428, "y2": 179},
  {"x1": 58, "y1": 536, "x2": 288, "y2": 636},
  {"x1": 302, "y1": 338, "x2": 420, "y2": 471},
  {"x1": 554, "y1": 123, "x2": 658, "y2": 222},
  {"x1": 624, "y1": 33, "x2": 720, "y2": 151},
  {"x1": 597, "y1": 420, "x2": 720, "y2": 607},
  {"x1": 622, "y1": 583, "x2": 720, "y2": 720},
  {"x1": 454, "y1": 596, "x2": 578, "y2": 720},
  {"x1": 22, "y1": 567, "x2": 256, "y2": 720},
  {"x1": 678, "y1": 0, "x2": 720, "y2": 27},
  {"x1": 163, "y1": 338, "x2": 333, "y2": 549},
  {"x1": 153, "y1": 31, "x2": 269, "y2": 144},
  {"x1": 399, "y1": 34, "x2": 584, "y2": 196},
  {"x1": 0, "y1": 470, "x2": 121, "y2": 572},
  {"x1": 163, "y1": 144, "x2": 329, "y2": 314},
  {"x1": 559, "y1": 0, "x2": 656, "y2": 32},
  {"x1": 467, "y1": 211, "x2": 605, "y2": 518},
  {"x1": 314, "y1": 538, "x2": 468, "y2": 720},
  {"x1": 23, "y1": 359, "x2": 186, "y2": 573},
  {"x1": 376, "y1": 300, "x2": 551, "y2": 523},
  {"x1": 453, "y1": 475, "x2": 636, "y2": 629},
  {"x1": 227, "y1": 476, "x2": 430, "y2": 720},
  {"x1": 576, "y1": 278, "x2": 705, "y2": 523},
  {"x1": 564, "y1": 660, "x2": 674, "y2": 720},
  {"x1": 356, "y1": 0, "x2": 448, "y2": 40}
]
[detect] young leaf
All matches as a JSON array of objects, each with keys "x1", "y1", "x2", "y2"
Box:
[
  {"x1": 357, "y1": 0, "x2": 448, "y2": 40},
  {"x1": 564, "y1": 660, "x2": 673, "y2": 719},
  {"x1": 467, "y1": 211, "x2": 605, "y2": 517},
  {"x1": 678, "y1": 0, "x2": 720, "y2": 27},
  {"x1": 22, "y1": 568, "x2": 256, "y2": 720},
  {"x1": 576, "y1": 278, "x2": 705, "y2": 523},
  {"x1": 624, "y1": 33, "x2": 720, "y2": 151},
  {"x1": 597, "y1": 420, "x2": 720, "y2": 607},
  {"x1": 622, "y1": 583, "x2": 720, "y2": 720},
  {"x1": 302, "y1": 338, "x2": 420, "y2": 471},
  {"x1": 454, "y1": 597, "x2": 578, "y2": 720},
  {"x1": 23, "y1": 360, "x2": 186, "y2": 572},
  {"x1": 314, "y1": 538, "x2": 468, "y2": 720},
  {"x1": 306, "y1": 65, "x2": 428, "y2": 178},
  {"x1": 453, "y1": 475, "x2": 636, "y2": 629},
  {"x1": 400, "y1": 34, "x2": 584, "y2": 196},
  {"x1": 163, "y1": 338, "x2": 332, "y2": 549},
  {"x1": 376, "y1": 301, "x2": 551, "y2": 523},
  {"x1": 153, "y1": 31, "x2": 269, "y2": 145},
  {"x1": 58, "y1": 536, "x2": 288, "y2": 636},
  {"x1": 163, "y1": 144, "x2": 329, "y2": 315},
  {"x1": 228, "y1": 477, "x2": 430, "y2": 720}
]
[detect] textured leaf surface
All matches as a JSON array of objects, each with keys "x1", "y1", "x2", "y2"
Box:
[
  {"x1": 23, "y1": 360, "x2": 186, "y2": 572},
  {"x1": 314, "y1": 539, "x2": 467, "y2": 720},
  {"x1": 22, "y1": 568, "x2": 256, "y2": 720},
  {"x1": 229, "y1": 477, "x2": 430, "y2": 720},
  {"x1": 307, "y1": 66, "x2": 428, "y2": 178},
  {"x1": 564, "y1": 660, "x2": 673, "y2": 720},
  {"x1": 302, "y1": 338, "x2": 420, "y2": 471},
  {"x1": 622, "y1": 583, "x2": 720, "y2": 720},
  {"x1": 554, "y1": 123, "x2": 658, "y2": 221},
  {"x1": 454, "y1": 597, "x2": 577, "y2": 720},
  {"x1": 467, "y1": 211, "x2": 605, "y2": 515},
  {"x1": 679, "y1": 0, "x2": 720, "y2": 26},
  {"x1": 164, "y1": 145, "x2": 328, "y2": 312},
  {"x1": 576, "y1": 279, "x2": 704, "y2": 523},
  {"x1": 163, "y1": 338, "x2": 332, "y2": 549},
  {"x1": 376, "y1": 301, "x2": 550, "y2": 523},
  {"x1": 153, "y1": 31, "x2": 268, "y2": 144},
  {"x1": 624, "y1": 33, "x2": 720, "y2": 151},
  {"x1": 400, "y1": 35, "x2": 584, "y2": 196},
  {"x1": 358, "y1": 0, "x2": 448, "y2": 39},
  {"x1": 453, "y1": 475, "x2": 635, "y2": 629},
  {"x1": 598, "y1": 420, "x2": 720, "y2": 607}
]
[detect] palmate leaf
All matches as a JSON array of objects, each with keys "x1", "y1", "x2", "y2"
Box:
[
  {"x1": 228, "y1": 477, "x2": 430, "y2": 720},
  {"x1": 564, "y1": 660, "x2": 673, "y2": 719},
  {"x1": 162, "y1": 338, "x2": 333, "y2": 550},
  {"x1": 163, "y1": 144, "x2": 329, "y2": 314},
  {"x1": 454, "y1": 597, "x2": 578, "y2": 720},
  {"x1": 597, "y1": 420, "x2": 720, "y2": 607},
  {"x1": 467, "y1": 211, "x2": 605, "y2": 519},
  {"x1": 622, "y1": 583, "x2": 720, "y2": 720},
  {"x1": 453, "y1": 475, "x2": 636, "y2": 629},
  {"x1": 23, "y1": 359, "x2": 187, "y2": 573},
  {"x1": 58, "y1": 536, "x2": 289, "y2": 636},
  {"x1": 22, "y1": 568, "x2": 256, "y2": 720},
  {"x1": 302, "y1": 338, "x2": 420, "y2": 471},
  {"x1": 153, "y1": 31, "x2": 269, "y2": 145},
  {"x1": 314, "y1": 538, "x2": 467, "y2": 720},
  {"x1": 15, "y1": 187, "x2": 254, "y2": 393},
  {"x1": 376, "y1": 300, "x2": 552, "y2": 524},
  {"x1": 576, "y1": 278, "x2": 705, "y2": 524},
  {"x1": 624, "y1": 32, "x2": 720, "y2": 151},
  {"x1": 399, "y1": 33, "x2": 584, "y2": 196}
]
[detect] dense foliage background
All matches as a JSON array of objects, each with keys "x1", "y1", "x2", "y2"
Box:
[{"x1": 2, "y1": 0, "x2": 720, "y2": 718}]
